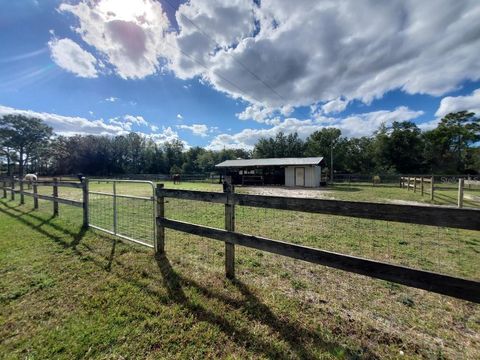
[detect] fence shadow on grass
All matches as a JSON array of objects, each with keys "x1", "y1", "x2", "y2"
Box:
[
  {"x1": 0, "y1": 200, "x2": 88, "y2": 252},
  {"x1": 0, "y1": 199, "x2": 368, "y2": 358},
  {"x1": 154, "y1": 253, "x2": 364, "y2": 359}
]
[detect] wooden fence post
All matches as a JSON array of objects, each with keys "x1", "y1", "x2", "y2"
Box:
[
  {"x1": 467, "y1": 175, "x2": 471, "y2": 190},
  {"x1": 421, "y1": 177, "x2": 424, "y2": 196},
  {"x1": 19, "y1": 180, "x2": 24, "y2": 205},
  {"x1": 53, "y1": 177, "x2": 59, "y2": 216},
  {"x1": 11, "y1": 179, "x2": 15, "y2": 201},
  {"x1": 400, "y1": 177, "x2": 403, "y2": 188},
  {"x1": 155, "y1": 183, "x2": 165, "y2": 255},
  {"x1": 407, "y1": 177, "x2": 411, "y2": 191},
  {"x1": 224, "y1": 177, "x2": 235, "y2": 279},
  {"x1": 413, "y1": 177, "x2": 417, "y2": 193},
  {"x1": 82, "y1": 178, "x2": 88, "y2": 227},
  {"x1": 458, "y1": 178, "x2": 464, "y2": 208},
  {"x1": 33, "y1": 182, "x2": 38, "y2": 209},
  {"x1": 430, "y1": 176, "x2": 434, "y2": 202},
  {"x1": 2, "y1": 180, "x2": 6, "y2": 198}
]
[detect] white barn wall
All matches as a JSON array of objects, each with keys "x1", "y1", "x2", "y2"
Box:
[{"x1": 285, "y1": 165, "x2": 321, "y2": 187}]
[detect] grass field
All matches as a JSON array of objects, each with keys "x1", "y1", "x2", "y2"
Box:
[{"x1": 1, "y1": 181, "x2": 479, "y2": 358}]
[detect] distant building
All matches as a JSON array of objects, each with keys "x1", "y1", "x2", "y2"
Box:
[{"x1": 215, "y1": 157, "x2": 325, "y2": 187}]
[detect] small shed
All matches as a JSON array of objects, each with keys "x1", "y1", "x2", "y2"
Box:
[{"x1": 215, "y1": 157, "x2": 325, "y2": 187}]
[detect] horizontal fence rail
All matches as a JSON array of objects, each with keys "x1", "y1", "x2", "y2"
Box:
[
  {"x1": 156, "y1": 185, "x2": 480, "y2": 303},
  {"x1": 159, "y1": 218, "x2": 480, "y2": 303},
  {"x1": 156, "y1": 188, "x2": 480, "y2": 230},
  {"x1": 0, "y1": 178, "x2": 87, "y2": 225}
]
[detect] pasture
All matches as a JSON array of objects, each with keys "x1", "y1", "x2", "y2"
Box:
[{"x1": 1, "y1": 180, "x2": 479, "y2": 359}]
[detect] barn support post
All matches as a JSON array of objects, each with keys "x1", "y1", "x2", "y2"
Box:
[
  {"x1": 33, "y1": 182, "x2": 38, "y2": 209},
  {"x1": 53, "y1": 177, "x2": 59, "y2": 217},
  {"x1": 430, "y1": 176, "x2": 434, "y2": 202},
  {"x1": 155, "y1": 183, "x2": 165, "y2": 255},
  {"x1": 421, "y1": 177, "x2": 424, "y2": 196},
  {"x1": 458, "y1": 178, "x2": 464, "y2": 209},
  {"x1": 11, "y1": 178, "x2": 15, "y2": 201},
  {"x1": 82, "y1": 178, "x2": 88, "y2": 228},
  {"x1": 224, "y1": 176, "x2": 235, "y2": 279},
  {"x1": 19, "y1": 180, "x2": 24, "y2": 205}
]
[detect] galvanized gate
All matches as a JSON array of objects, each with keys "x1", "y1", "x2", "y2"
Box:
[{"x1": 88, "y1": 179, "x2": 156, "y2": 247}]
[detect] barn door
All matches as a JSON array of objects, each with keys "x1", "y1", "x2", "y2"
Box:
[{"x1": 295, "y1": 167, "x2": 305, "y2": 186}]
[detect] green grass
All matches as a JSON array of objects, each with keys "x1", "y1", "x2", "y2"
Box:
[{"x1": 1, "y1": 183, "x2": 480, "y2": 359}]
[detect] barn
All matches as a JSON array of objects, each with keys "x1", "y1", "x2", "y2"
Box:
[{"x1": 215, "y1": 157, "x2": 325, "y2": 187}]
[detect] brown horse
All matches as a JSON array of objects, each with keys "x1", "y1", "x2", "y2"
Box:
[{"x1": 172, "y1": 174, "x2": 181, "y2": 184}]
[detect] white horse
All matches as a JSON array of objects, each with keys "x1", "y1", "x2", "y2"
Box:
[{"x1": 24, "y1": 173, "x2": 38, "y2": 189}]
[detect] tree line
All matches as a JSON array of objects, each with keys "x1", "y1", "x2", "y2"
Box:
[
  {"x1": 0, "y1": 111, "x2": 479, "y2": 177},
  {"x1": 254, "y1": 111, "x2": 479, "y2": 174}
]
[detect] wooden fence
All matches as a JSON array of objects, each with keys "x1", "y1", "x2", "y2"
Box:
[
  {"x1": 402, "y1": 176, "x2": 480, "y2": 208},
  {"x1": 0, "y1": 178, "x2": 88, "y2": 226},
  {"x1": 400, "y1": 176, "x2": 434, "y2": 200},
  {"x1": 155, "y1": 184, "x2": 480, "y2": 303}
]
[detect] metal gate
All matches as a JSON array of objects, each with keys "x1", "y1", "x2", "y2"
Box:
[{"x1": 88, "y1": 179, "x2": 156, "y2": 247}]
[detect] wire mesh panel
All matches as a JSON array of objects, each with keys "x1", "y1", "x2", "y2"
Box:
[
  {"x1": 88, "y1": 179, "x2": 155, "y2": 247},
  {"x1": 235, "y1": 205, "x2": 480, "y2": 282}
]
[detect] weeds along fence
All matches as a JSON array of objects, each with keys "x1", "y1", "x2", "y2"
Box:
[
  {"x1": 155, "y1": 184, "x2": 480, "y2": 303},
  {"x1": 0, "y1": 177, "x2": 87, "y2": 225}
]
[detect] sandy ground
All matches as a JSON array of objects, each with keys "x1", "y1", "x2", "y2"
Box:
[
  {"x1": 388, "y1": 199, "x2": 434, "y2": 206},
  {"x1": 241, "y1": 186, "x2": 434, "y2": 206},
  {"x1": 241, "y1": 186, "x2": 334, "y2": 199}
]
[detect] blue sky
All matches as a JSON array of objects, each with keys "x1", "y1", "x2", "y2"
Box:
[{"x1": 1, "y1": 0, "x2": 479, "y2": 150}]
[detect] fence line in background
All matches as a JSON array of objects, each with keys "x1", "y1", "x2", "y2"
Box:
[
  {"x1": 401, "y1": 175, "x2": 480, "y2": 208},
  {"x1": 0, "y1": 178, "x2": 88, "y2": 224},
  {"x1": 155, "y1": 184, "x2": 480, "y2": 303},
  {"x1": 401, "y1": 176, "x2": 435, "y2": 201}
]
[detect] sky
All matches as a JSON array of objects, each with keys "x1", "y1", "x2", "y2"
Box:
[{"x1": 0, "y1": 0, "x2": 479, "y2": 150}]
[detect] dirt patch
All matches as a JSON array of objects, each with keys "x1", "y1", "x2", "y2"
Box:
[
  {"x1": 240, "y1": 186, "x2": 334, "y2": 199},
  {"x1": 464, "y1": 193, "x2": 480, "y2": 202},
  {"x1": 388, "y1": 199, "x2": 433, "y2": 206}
]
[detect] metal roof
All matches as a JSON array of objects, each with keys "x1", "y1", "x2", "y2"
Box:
[{"x1": 215, "y1": 157, "x2": 324, "y2": 168}]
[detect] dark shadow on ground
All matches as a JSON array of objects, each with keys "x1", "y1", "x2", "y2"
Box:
[
  {"x1": 0, "y1": 200, "x2": 88, "y2": 251},
  {"x1": 0, "y1": 199, "x2": 366, "y2": 359},
  {"x1": 154, "y1": 253, "x2": 362, "y2": 359}
]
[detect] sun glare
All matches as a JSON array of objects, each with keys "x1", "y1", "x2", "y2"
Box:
[{"x1": 97, "y1": 0, "x2": 153, "y2": 22}]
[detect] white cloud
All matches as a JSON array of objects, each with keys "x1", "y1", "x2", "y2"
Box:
[
  {"x1": 148, "y1": 126, "x2": 189, "y2": 148},
  {"x1": 320, "y1": 98, "x2": 349, "y2": 114},
  {"x1": 208, "y1": 106, "x2": 423, "y2": 150},
  {"x1": 435, "y1": 88, "x2": 480, "y2": 118},
  {"x1": 0, "y1": 105, "x2": 126, "y2": 136},
  {"x1": 177, "y1": 123, "x2": 209, "y2": 137},
  {"x1": 176, "y1": 113, "x2": 183, "y2": 120},
  {"x1": 124, "y1": 115, "x2": 148, "y2": 127},
  {"x1": 237, "y1": 104, "x2": 295, "y2": 123},
  {"x1": 170, "y1": 0, "x2": 480, "y2": 109},
  {"x1": 109, "y1": 114, "x2": 151, "y2": 131},
  {"x1": 48, "y1": 38, "x2": 98, "y2": 78},
  {"x1": 105, "y1": 96, "x2": 118, "y2": 102},
  {"x1": 59, "y1": 0, "x2": 173, "y2": 79}
]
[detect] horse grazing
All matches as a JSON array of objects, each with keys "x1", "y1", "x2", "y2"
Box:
[
  {"x1": 24, "y1": 173, "x2": 38, "y2": 189},
  {"x1": 172, "y1": 174, "x2": 181, "y2": 184}
]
